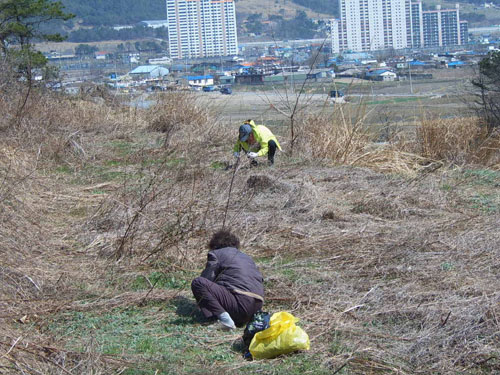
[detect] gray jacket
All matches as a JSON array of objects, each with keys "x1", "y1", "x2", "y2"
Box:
[{"x1": 201, "y1": 247, "x2": 264, "y2": 298}]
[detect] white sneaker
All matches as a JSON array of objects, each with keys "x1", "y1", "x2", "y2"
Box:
[{"x1": 218, "y1": 312, "x2": 236, "y2": 330}]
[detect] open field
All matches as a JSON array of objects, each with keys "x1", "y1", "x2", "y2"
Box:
[
  {"x1": 1, "y1": 80, "x2": 499, "y2": 375},
  {"x1": 190, "y1": 68, "x2": 474, "y2": 126}
]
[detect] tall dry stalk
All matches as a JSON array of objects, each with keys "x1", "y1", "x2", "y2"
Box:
[
  {"x1": 297, "y1": 99, "x2": 373, "y2": 164},
  {"x1": 147, "y1": 91, "x2": 215, "y2": 147},
  {"x1": 410, "y1": 116, "x2": 500, "y2": 167}
]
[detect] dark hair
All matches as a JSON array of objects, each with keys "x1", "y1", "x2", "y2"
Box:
[{"x1": 208, "y1": 230, "x2": 240, "y2": 250}]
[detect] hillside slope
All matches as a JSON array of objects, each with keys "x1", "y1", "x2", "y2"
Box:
[
  {"x1": 234, "y1": 0, "x2": 334, "y2": 19},
  {"x1": 1, "y1": 86, "x2": 499, "y2": 374},
  {"x1": 60, "y1": 0, "x2": 333, "y2": 27}
]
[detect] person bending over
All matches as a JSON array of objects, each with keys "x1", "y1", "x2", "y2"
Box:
[
  {"x1": 191, "y1": 230, "x2": 264, "y2": 329},
  {"x1": 233, "y1": 119, "x2": 281, "y2": 165}
]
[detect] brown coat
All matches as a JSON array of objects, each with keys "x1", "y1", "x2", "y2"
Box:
[{"x1": 200, "y1": 247, "x2": 264, "y2": 299}]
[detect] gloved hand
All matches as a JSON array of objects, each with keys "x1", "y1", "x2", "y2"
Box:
[
  {"x1": 233, "y1": 151, "x2": 240, "y2": 158},
  {"x1": 247, "y1": 152, "x2": 258, "y2": 159}
]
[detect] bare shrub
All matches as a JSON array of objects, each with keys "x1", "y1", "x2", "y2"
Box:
[
  {"x1": 94, "y1": 163, "x2": 238, "y2": 266},
  {"x1": 1, "y1": 89, "x2": 134, "y2": 163},
  {"x1": 299, "y1": 105, "x2": 499, "y2": 173},
  {"x1": 410, "y1": 116, "x2": 499, "y2": 166},
  {"x1": 147, "y1": 92, "x2": 214, "y2": 136},
  {"x1": 297, "y1": 103, "x2": 372, "y2": 164}
]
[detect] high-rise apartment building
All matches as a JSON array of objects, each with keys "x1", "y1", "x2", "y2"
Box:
[
  {"x1": 410, "y1": 1, "x2": 424, "y2": 48},
  {"x1": 414, "y1": 3, "x2": 464, "y2": 48},
  {"x1": 337, "y1": 0, "x2": 411, "y2": 52},
  {"x1": 460, "y1": 20, "x2": 469, "y2": 45},
  {"x1": 166, "y1": 0, "x2": 238, "y2": 59},
  {"x1": 331, "y1": 0, "x2": 468, "y2": 52},
  {"x1": 329, "y1": 19, "x2": 341, "y2": 53}
]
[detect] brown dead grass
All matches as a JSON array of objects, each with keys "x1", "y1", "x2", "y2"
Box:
[
  {"x1": 411, "y1": 116, "x2": 500, "y2": 167},
  {"x1": 298, "y1": 103, "x2": 500, "y2": 175},
  {"x1": 0, "y1": 79, "x2": 499, "y2": 374}
]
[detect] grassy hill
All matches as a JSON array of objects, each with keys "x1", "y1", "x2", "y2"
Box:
[
  {"x1": 60, "y1": 0, "x2": 333, "y2": 27},
  {"x1": 59, "y1": 0, "x2": 500, "y2": 27},
  {"x1": 235, "y1": 0, "x2": 334, "y2": 19},
  {"x1": 0, "y1": 72, "x2": 499, "y2": 374}
]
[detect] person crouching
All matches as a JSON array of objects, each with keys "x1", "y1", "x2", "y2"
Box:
[
  {"x1": 191, "y1": 230, "x2": 264, "y2": 330},
  {"x1": 233, "y1": 119, "x2": 281, "y2": 166}
]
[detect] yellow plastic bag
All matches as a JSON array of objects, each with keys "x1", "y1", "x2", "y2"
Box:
[{"x1": 249, "y1": 311, "x2": 310, "y2": 359}]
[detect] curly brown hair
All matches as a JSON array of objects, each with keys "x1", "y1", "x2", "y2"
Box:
[{"x1": 208, "y1": 230, "x2": 240, "y2": 250}]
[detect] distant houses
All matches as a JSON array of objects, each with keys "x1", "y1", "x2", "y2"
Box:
[
  {"x1": 138, "y1": 20, "x2": 168, "y2": 29},
  {"x1": 147, "y1": 56, "x2": 172, "y2": 65},
  {"x1": 129, "y1": 65, "x2": 169, "y2": 80},
  {"x1": 365, "y1": 69, "x2": 398, "y2": 81},
  {"x1": 181, "y1": 75, "x2": 214, "y2": 87}
]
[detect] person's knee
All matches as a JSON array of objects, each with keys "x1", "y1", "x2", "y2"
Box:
[{"x1": 191, "y1": 277, "x2": 205, "y2": 293}]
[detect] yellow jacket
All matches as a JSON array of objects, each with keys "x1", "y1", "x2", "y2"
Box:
[{"x1": 233, "y1": 120, "x2": 282, "y2": 157}]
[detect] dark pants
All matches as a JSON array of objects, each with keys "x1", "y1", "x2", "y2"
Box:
[
  {"x1": 268, "y1": 140, "x2": 277, "y2": 164},
  {"x1": 191, "y1": 277, "x2": 263, "y2": 327}
]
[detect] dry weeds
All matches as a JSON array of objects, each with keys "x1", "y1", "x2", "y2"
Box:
[{"x1": 0, "y1": 81, "x2": 499, "y2": 374}]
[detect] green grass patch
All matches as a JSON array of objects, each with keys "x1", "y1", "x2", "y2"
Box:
[
  {"x1": 71, "y1": 165, "x2": 128, "y2": 184},
  {"x1": 131, "y1": 271, "x2": 190, "y2": 291},
  {"x1": 55, "y1": 165, "x2": 74, "y2": 174},
  {"x1": 104, "y1": 159, "x2": 128, "y2": 167},
  {"x1": 365, "y1": 96, "x2": 424, "y2": 105},
  {"x1": 463, "y1": 169, "x2": 500, "y2": 187},
  {"x1": 210, "y1": 161, "x2": 227, "y2": 170},
  {"x1": 47, "y1": 302, "x2": 237, "y2": 373},
  {"x1": 91, "y1": 189, "x2": 108, "y2": 194},
  {"x1": 166, "y1": 157, "x2": 186, "y2": 167},
  {"x1": 440, "y1": 183, "x2": 453, "y2": 191},
  {"x1": 47, "y1": 299, "x2": 326, "y2": 375},
  {"x1": 108, "y1": 140, "x2": 137, "y2": 157},
  {"x1": 329, "y1": 331, "x2": 352, "y2": 356},
  {"x1": 470, "y1": 193, "x2": 499, "y2": 214},
  {"x1": 441, "y1": 262, "x2": 454, "y2": 271}
]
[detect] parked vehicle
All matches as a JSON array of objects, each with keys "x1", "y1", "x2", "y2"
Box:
[
  {"x1": 329, "y1": 90, "x2": 344, "y2": 98},
  {"x1": 202, "y1": 85, "x2": 216, "y2": 92},
  {"x1": 220, "y1": 87, "x2": 232, "y2": 95}
]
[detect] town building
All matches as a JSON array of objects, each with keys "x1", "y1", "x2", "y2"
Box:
[
  {"x1": 139, "y1": 20, "x2": 169, "y2": 29},
  {"x1": 335, "y1": 0, "x2": 411, "y2": 53},
  {"x1": 410, "y1": 1, "x2": 424, "y2": 48},
  {"x1": 365, "y1": 69, "x2": 398, "y2": 81},
  {"x1": 129, "y1": 65, "x2": 170, "y2": 80},
  {"x1": 331, "y1": 0, "x2": 468, "y2": 52},
  {"x1": 182, "y1": 75, "x2": 214, "y2": 87},
  {"x1": 414, "y1": 4, "x2": 466, "y2": 48},
  {"x1": 166, "y1": 0, "x2": 238, "y2": 59},
  {"x1": 460, "y1": 20, "x2": 469, "y2": 45}
]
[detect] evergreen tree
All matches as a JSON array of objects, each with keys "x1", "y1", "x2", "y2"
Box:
[
  {"x1": 472, "y1": 51, "x2": 500, "y2": 133},
  {"x1": 0, "y1": 0, "x2": 74, "y2": 83}
]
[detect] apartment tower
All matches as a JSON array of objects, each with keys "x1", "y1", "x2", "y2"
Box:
[
  {"x1": 337, "y1": 0, "x2": 411, "y2": 52},
  {"x1": 332, "y1": 0, "x2": 468, "y2": 52},
  {"x1": 410, "y1": 3, "x2": 460, "y2": 47},
  {"x1": 166, "y1": 0, "x2": 238, "y2": 59}
]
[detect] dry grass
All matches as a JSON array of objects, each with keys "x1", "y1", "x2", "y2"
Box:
[
  {"x1": 147, "y1": 92, "x2": 214, "y2": 134},
  {"x1": 0, "y1": 78, "x2": 499, "y2": 374},
  {"x1": 411, "y1": 117, "x2": 500, "y2": 167},
  {"x1": 297, "y1": 103, "x2": 373, "y2": 164},
  {"x1": 296, "y1": 102, "x2": 499, "y2": 175}
]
